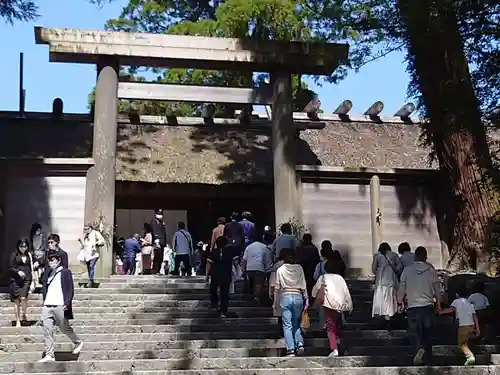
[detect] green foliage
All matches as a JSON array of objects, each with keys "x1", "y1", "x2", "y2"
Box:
[
  {"x1": 1, "y1": 0, "x2": 38, "y2": 23},
  {"x1": 100, "y1": 0, "x2": 407, "y2": 115},
  {"x1": 281, "y1": 217, "x2": 309, "y2": 240}
]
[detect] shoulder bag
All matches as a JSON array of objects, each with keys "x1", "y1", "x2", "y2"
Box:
[{"x1": 382, "y1": 252, "x2": 401, "y2": 281}]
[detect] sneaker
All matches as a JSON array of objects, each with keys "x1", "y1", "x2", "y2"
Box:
[
  {"x1": 220, "y1": 313, "x2": 227, "y2": 318},
  {"x1": 38, "y1": 355, "x2": 55, "y2": 363},
  {"x1": 464, "y1": 355, "x2": 476, "y2": 366},
  {"x1": 413, "y1": 348, "x2": 425, "y2": 365},
  {"x1": 328, "y1": 349, "x2": 339, "y2": 358},
  {"x1": 285, "y1": 349, "x2": 295, "y2": 357},
  {"x1": 296, "y1": 346, "x2": 305, "y2": 356},
  {"x1": 72, "y1": 342, "x2": 83, "y2": 355}
]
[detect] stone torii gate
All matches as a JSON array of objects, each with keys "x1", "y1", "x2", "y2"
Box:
[{"x1": 35, "y1": 27, "x2": 348, "y2": 278}]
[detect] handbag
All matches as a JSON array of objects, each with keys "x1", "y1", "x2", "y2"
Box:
[
  {"x1": 300, "y1": 311, "x2": 310, "y2": 329},
  {"x1": 312, "y1": 282, "x2": 326, "y2": 310}
]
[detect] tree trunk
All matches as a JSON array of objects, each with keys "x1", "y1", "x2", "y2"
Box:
[{"x1": 397, "y1": 0, "x2": 500, "y2": 271}]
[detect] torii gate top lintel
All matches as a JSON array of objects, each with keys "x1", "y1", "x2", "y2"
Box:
[{"x1": 34, "y1": 26, "x2": 348, "y2": 75}]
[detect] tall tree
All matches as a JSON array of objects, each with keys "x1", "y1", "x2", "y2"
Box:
[
  {"x1": 1, "y1": 0, "x2": 37, "y2": 23},
  {"x1": 397, "y1": 0, "x2": 500, "y2": 271},
  {"x1": 103, "y1": 0, "x2": 499, "y2": 269},
  {"x1": 102, "y1": 0, "x2": 320, "y2": 116}
]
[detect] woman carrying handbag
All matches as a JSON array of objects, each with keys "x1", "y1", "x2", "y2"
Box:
[{"x1": 312, "y1": 260, "x2": 353, "y2": 358}]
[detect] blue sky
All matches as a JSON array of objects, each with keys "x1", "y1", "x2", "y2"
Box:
[{"x1": 0, "y1": 0, "x2": 412, "y2": 116}]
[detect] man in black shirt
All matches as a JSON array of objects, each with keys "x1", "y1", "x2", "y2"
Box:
[
  {"x1": 205, "y1": 236, "x2": 238, "y2": 317},
  {"x1": 223, "y1": 212, "x2": 245, "y2": 257},
  {"x1": 150, "y1": 209, "x2": 167, "y2": 274}
]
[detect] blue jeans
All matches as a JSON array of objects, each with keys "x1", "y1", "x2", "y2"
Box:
[
  {"x1": 122, "y1": 257, "x2": 135, "y2": 275},
  {"x1": 280, "y1": 292, "x2": 305, "y2": 350},
  {"x1": 87, "y1": 258, "x2": 98, "y2": 282}
]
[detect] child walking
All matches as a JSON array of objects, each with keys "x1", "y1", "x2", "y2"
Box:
[{"x1": 439, "y1": 289, "x2": 479, "y2": 366}]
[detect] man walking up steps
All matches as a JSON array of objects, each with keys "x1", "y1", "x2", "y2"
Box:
[{"x1": 38, "y1": 251, "x2": 83, "y2": 362}]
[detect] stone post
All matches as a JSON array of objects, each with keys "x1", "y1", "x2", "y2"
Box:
[
  {"x1": 271, "y1": 72, "x2": 299, "y2": 228},
  {"x1": 84, "y1": 57, "x2": 119, "y2": 280},
  {"x1": 370, "y1": 175, "x2": 382, "y2": 253}
]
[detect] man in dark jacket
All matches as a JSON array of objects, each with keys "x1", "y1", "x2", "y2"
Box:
[
  {"x1": 122, "y1": 234, "x2": 141, "y2": 275},
  {"x1": 223, "y1": 212, "x2": 245, "y2": 256},
  {"x1": 46, "y1": 233, "x2": 69, "y2": 269},
  {"x1": 39, "y1": 251, "x2": 82, "y2": 363},
  {"x1": 150, "y1": 209, "x2": 167, "y2": 274},
  {"x1": 239, "y1": 211, "x2": 255, "y2": 248},
  {"x1": 205, "y1": 236, "x2": 239, "y2": 318}
]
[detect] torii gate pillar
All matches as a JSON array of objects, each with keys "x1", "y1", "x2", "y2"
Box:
[
  {"x1": 84, "y1": 57, "x2": 119, "y2": 280},
  {"x1": 271, "y1": 72, "x2": 300, "y2": 228}
]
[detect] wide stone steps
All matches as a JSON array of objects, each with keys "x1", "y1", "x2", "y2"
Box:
[
  {"x1": 0, "y1": 323, "x2": 458, "y2": 336},
  {"x1": 1, "y1": 329, "x2": 433, "y2": 343},
  {"x1": 0, "y1": 294, "x2": 374, "y2": 305},
  {"x1": 0, "y1": 322, "x2": 458, "y2": 336},
  {"x1": 1, "y1": 275, "x2": 497, "y2": 375},
  {"x1": 0, "y1": 314, "x2": 455, "y2": 327},
  {"x1": 3, "y1": 367, "x2": 499, "y2": 375},
  {"x1": 1, "y1": 345, "x2": 499, "y2": 362},
  {"x1": 7, "y1": 287, "x2": 375, "y2": 295},
  {"x1": 2, "y1": 355, "x2": 500, "y2": 373}
]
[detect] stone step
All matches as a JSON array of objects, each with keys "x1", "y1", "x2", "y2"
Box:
[
  {"x1": 2, "y1": 367, "x2": 495, "y2": 375},
  {"x1": 33, "y1": 280, "x2": 374, "y2": 291},
  {"x1": 0, "y1": 314, "x2": 452, "y2": 327},
  {"x1": 108, "y1": 275, "x2": 374, "y2": 283},
  {"x1": 0, "y1": 306, "x2": 280, "y2": 315},
  {"x1": 72, "y1": 285, "x2": 373, "y2": 293},
  {"x1": 0, "y1": 356, "x2": 495, "y2": 373},
  {"x1": 346, "y1": 344, "x2": 500, "y2": 356},
  {"x1": 0, "y1": 310, "x2": 277, "y2": 322},
  {"x1": 1, "y1": 344, "x2": 498, "y2": 362},
  {"x1": 0, "y1": 299, "x2": 372, "y2": 310},
  {"x1": 0, "y1": 322, "x2": 457, "y2": 336},
  {"x1": 0, "y1": 338, "x2": 405, "y2": 354},
  {"x1": 1, "y1": 317, "x2": 277, "y2": 327},
  {"x1": 0, "y1": 292, "x2": 373, "y2": 302},
  {"x1": 0, "y1": 328, "x2": 463, "y2": 344}
]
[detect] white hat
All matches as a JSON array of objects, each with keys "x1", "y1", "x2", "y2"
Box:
[{"x1": 264, "y1": 225, "x2": 271, "y2": 232}]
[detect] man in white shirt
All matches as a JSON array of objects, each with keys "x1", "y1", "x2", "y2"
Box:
[
  {"x1": 172, "y1": 221, "x2": 194, "y2": 276},
  {"x1": 39, "y1": 252, "x2": 82, "y2": 363},
  {"x1": 242, "y1": 233, "x2": 272, "y2": 304}
]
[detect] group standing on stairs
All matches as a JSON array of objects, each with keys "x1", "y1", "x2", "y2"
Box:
[{"x1": 2, "y1": 209, "x2": 495, "y2": 369}]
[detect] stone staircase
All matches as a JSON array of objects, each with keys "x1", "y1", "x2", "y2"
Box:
[{"x1": 0, "y1": 275, "x2": 499, "y2": 374}]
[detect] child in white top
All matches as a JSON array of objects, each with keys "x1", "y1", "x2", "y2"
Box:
[{"x1": 439, "y1": 289, "x2": 479, "y2": 366}]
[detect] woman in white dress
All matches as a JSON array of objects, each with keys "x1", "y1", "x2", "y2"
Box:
[{"x1": 371, "y1": 242, "x2": 403, "y2": 322}]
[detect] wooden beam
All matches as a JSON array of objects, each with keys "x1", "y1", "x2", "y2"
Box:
[
  {"x1": 34, "y1": 27, "x2": 348, "y2": 75},
  {"x1": 117, "y1": 82, "x2": 272, "y2": 104}
]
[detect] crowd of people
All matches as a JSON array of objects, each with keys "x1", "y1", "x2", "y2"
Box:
[
  {"x1": 5, "y1": 210, "x2": 492, "y2": 365},
  {"x1": 371, "y1": 242, "x2": 490, "y2": 366}
]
